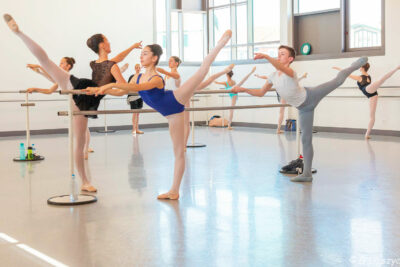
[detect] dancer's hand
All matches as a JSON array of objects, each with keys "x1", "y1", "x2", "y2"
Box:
[
  {"x1": 133, "y1": 41, "x2": 143, "y2": 49},
  {"x1": 156, "y1": 67, "x2": 165, "y2": 73},
  {"x1": 303, "y1": 72, "x2": 308, "y2": 78},
  {"x1": 254, "y1": 53, "x2": 267, "y2": 60},
  {"x1": 332, "y1": 67, "x2": 341, "y2": 71},
  {"x1": 26, "y1": 88, "x2": 36, "y2": 93},
  {"x1": 27, "y1": 64, "x2": 41, "y2": 72},
  {"x1": 251, "y1": 66, "x2": 257, "y2": 73},
  {"x1": 84, "y1": 87, "x2": 100, "y2": 95}
]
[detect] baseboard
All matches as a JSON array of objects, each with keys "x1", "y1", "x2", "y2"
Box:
[{"x1": 1, "y1": 121, "x2": 399, "y2": 137}]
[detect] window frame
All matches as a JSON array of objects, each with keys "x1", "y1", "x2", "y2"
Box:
[{"x1": 292, "y1": 0, "x2": 385, "y2": 61}]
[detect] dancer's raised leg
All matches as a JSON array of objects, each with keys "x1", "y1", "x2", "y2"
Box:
[
  {"x1": 174, "y1": 30, "x2": 232, "y2": 104},
  {"x1": 3, "y1": 14, "x2": 72, "y2": 90},
  {"x1": 366, "y1": 66, "x2": 400, "y2": 94}
]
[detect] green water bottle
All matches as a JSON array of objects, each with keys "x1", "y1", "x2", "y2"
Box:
[{"x1": 27, "y1": 146, "x2": 34, "y2": 160}]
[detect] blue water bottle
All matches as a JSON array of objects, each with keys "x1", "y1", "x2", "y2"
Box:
[{"x1": 19, "y1": 143, "x2": 25, "y2": 160}]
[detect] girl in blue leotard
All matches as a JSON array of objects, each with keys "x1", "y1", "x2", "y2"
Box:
[{"x1": 86, "y1": 30, "x2": 233, "y2": 200}]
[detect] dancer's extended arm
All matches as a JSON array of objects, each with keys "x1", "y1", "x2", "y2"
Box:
[
  {"x1": 27, "y1": 64, "x2": 55, "y2": 83},
  {"x1": 111, "y1": 41, "x2": 142, "y2": 63},
  {"x1": 254, "y1": 53, "x2": 294, "y2": 78},
  {"x1": 157, "y1": 67, "x2": 180, "y2": 80},
  {"x1": 26, "y1": 83, "x2": 58, "y2": 94}
]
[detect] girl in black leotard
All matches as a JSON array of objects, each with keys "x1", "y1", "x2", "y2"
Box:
[
  {"x1": 4, "y1": 14, "x2": 140, "y2": 192},
  {"x1": 334, "y1": 63, "x2": 400, "y2": 139}
]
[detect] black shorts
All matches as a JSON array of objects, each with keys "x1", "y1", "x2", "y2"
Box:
[{"x1": 129, "y1": 98, "x2": 143, "y2": 109}]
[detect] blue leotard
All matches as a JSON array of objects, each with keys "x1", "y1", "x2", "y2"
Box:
[
  {"x1": 137, "y1": 74, "x2": 185, "y2": 116},
  {"x1": 226, "y1": 82, "x2": 237, "y2": 99}
]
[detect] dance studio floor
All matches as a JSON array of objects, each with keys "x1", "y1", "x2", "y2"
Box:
[{"x1": 0, "y1": 127, "x2": 399, "y2": 266}]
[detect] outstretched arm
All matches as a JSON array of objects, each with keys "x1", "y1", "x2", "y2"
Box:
[
  {"x1": 332, "y1": 67, "x2": 362, "y2": 82},
  {"x1": 255, "y1": 74, "x2": 268, "y2": 80},
  {"x1": 111, "y1": 41, "x2": 142, "y2": 63},
  {"x1": 232, "y1": 80, "x2": 273, "y2": 97},
  {"x1": 157, "y1": 67, "x2": 180, "y2": 79},
  {"x1": 27, "y1": 64, "x2": 55, "y2": 83},
  {"x1": 196, "y1": 64, "x2": 235, "y2": 90},
  {"x1": 84, "y1": 76, "x2": 164, "y2": 96},
  {"x1": 254, "y1": 53, "x2": 294, "y2": 78},
  {"x1": 26, "y1": 83, "x2": 59, "y2": 94},
  {"x1": 214, "y1": 81, "x2": 226, "y2": 85}
]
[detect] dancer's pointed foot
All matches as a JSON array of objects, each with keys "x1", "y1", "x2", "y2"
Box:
[
  {"x1": 365, "y1": 135, "x2": 371, "y2": 140},
  {"x1": 351, "y1": 57, "x2": 368, "y2": 69},
  {"x1": 276, "y1": 130, "x2": 284, "y2": 134},
  {"x1": 3, "y1": 14, "x2": 19, "y2": 33},
  {"x1": 87, "y1": 148, "x2": 94, "y2": 153},
  {"x1": 81, "y1": 184, "x2": 97, "y2": 192},
  {"x1": 136, "y1": 130, "x2": 144, "y2": 134},
  {"x1": 217, "y1": 30, "x2": 232, "y2": 46},
  {"x1": 157, "y1": 192, "x2": 180, "y2": 200},
  {"x1": 224, "y1": 64, "x2": 235, "y2": 73}
]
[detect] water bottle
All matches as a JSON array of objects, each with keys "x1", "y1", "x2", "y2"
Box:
[
  {"x1": 19, "y1": 143, "x2": 25, "y2": 160},
  {"x1": 70, "y1": 174, "x2": 79, "y2": 201},
  {"x1": 27, "y1": 146, "x2": 34, "y2": 160}
]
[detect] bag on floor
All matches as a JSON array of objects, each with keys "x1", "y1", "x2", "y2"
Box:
[
  {"x1": 209, "y1": 115, "x2": 228, "y2": 127},
  {"x1": 285, "y1": 119, "x2": 297, "y2": 131}
]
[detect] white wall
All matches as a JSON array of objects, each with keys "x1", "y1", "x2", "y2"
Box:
[{"x1": 0, "y1": 0, "x2": 159, "y2": 132}]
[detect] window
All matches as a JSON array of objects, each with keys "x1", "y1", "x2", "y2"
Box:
[
  {"x1": 155, "y1": 0, "x2": 167, "y2": 61},
  {"x1": 208, "y1": 0, "x2": 281, "y2": 62},
  {"x1": 183, "y1": 13, "x2": 205, "y2": 62},
  {"x1": 348, "y1": 0, "x2": 382, "y2": 49},
  {"x1": 292, "y1": 0, "x2": 384, "y2": 59},
  {"x1": 154, "y1": 0, "x2": 206, "y2": 63},
  {"x1": 295, "y1": 0, "x2": 340, "y2": 14}
]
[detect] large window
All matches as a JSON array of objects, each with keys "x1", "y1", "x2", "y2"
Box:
[
  {"x1": 208, "y1": 0, "x2": 281, "y2": 62},
  {"x1": 154, "y1": 0, "x2": 206, "y2": 63},
  {"x1": 293, "y1": 0, "x2": 384, "y2": 58},
  {"x1": 349, "y1": 0, "x2": 382, "y2": 49}
]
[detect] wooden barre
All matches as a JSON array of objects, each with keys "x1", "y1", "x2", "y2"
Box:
[
  {"x1": 59, "y1": 89, "x2": 243, "y2": 96},
  {"x1": 57, "y1": 103, "x2": 291, "y2": 116},
  {"x1": 21, "y1": 103, "x2": 35, "y2": 107}
]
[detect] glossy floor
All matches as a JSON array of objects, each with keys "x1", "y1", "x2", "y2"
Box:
[{"x1": 0, "y1": 127, "x2": 399, "y2": 266}]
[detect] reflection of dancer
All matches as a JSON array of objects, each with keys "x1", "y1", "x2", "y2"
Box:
[
  {"x1": 4, "y1": 14, "x2": 139, "y2": 192},
  {"x1": 255, "y1": 72, "x2": 308, "y2": 134},
  {"x1": 333, "y1": 63, "x2": 400, "y2": 139},
  {"x1": 86, "y1": 30, "x2": 232, "y2": 199},
  {"x1": 234, "y1": 45, "x2": 367, "y2": 182},
  {"x1": 128, "y1": 135, "x2": 146, "y2": 193},
  {"x1": 215, "y1": 67, "x2": 256, "y2": 130},
  {"x1": 127, "y1": 64, "x2": 144, "y2": 134}
]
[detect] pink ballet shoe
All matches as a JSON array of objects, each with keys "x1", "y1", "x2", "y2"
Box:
[
  {"x1": 3, "y1": 14, "x2": 19, "y2": 33},
  {"x1": 81, "y1": 184, "x2": 97, "y2": 193},
  {"x1": 157, "y1": 192, "x2": 179, "y2": 200}
]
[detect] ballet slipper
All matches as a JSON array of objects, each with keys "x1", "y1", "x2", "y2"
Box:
[
  {"x1": 136, "y1": 130, "x2": 144, "y2": 134},
  {"x1": 224, "y1": 64, "x2": 235, "y2": 73},
  {"x1": 3, "y1": 14, "x2": 19, "y2": 33},
  {"x1": 157, "y1": 192, "x2": 179, "y2": 200},
  {"x1": 87, "y1": 148, "x2": 94, "y2": 153},
  {"x1": 365, "y1": 135, "x2": 371, "y2": 140},
  {"x1": 81, "y1": 184, "x2": 97, "y2": 192},
  {"x1": 217, "y1": 30, "x2": 232, "y2": 46},
  {"x1": 228, "y1": 126, "x2": 234, "y2": 130}
]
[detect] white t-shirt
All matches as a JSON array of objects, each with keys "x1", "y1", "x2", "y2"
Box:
[
  {"x1": 267, "y1": 71, "x2": 306, "y2": 107},
  {"x1": 165, "y1": 76, "x2": 181, "y2": 91}
]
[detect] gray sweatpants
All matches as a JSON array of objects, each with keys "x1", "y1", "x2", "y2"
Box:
[{"x1": 297, "y1": 57, "x2": 368, "y2": 177}]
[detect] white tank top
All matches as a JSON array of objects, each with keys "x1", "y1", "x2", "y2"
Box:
[{"x1": 165, "y1": 76, "x2": 181, "y2": 91}]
